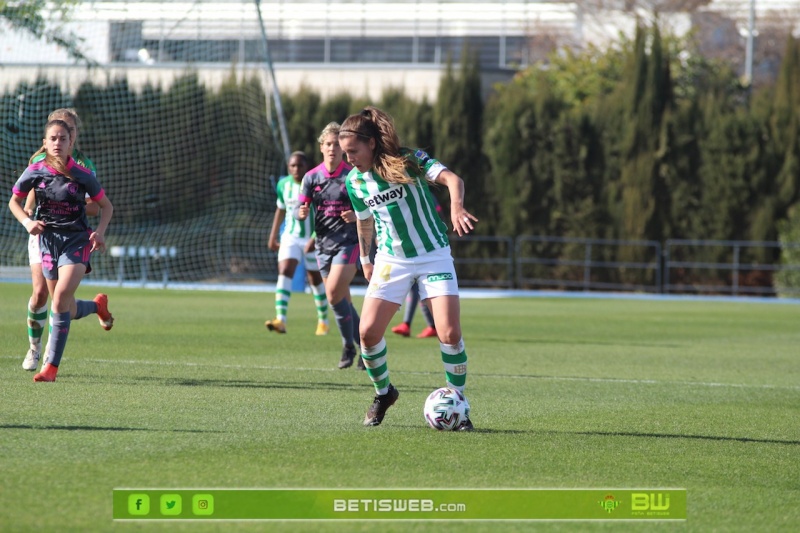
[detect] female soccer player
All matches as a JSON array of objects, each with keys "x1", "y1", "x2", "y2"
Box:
[
  {"x1": 339, "y1": 106, "x2": 477, "y2": 428},
  {"x1": 21, "y1": 108, "x2": 101, "y2": 372},
  {"x1": 296, "y1": 122, "x2": 364, "y2": 370},
  {"x1": 265, "y1": 151, "x2": 329, "y2": 335},
  {"x1": 9, "y1": 118, "x2": 114, "y2": 382}
]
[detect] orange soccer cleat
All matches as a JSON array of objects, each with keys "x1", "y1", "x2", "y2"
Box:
[
  {"x1": 416, "y1": 326, "x2": 438, "y2": 339},
  {"x1": 391, "y1": 322, "x2": 411, "y2": 337}
]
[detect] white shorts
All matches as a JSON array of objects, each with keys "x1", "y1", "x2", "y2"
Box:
[
  {"x1": 366, "y1": 247, "x2": 459, "y2": 305},
  {"x1": 277, "y1": 234, "x2": 319, "y2": 272},
  {"x1": 28, "y1": 234, "x2": 41, "y2": 266}
]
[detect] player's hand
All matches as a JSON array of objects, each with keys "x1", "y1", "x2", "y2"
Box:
[
  {"x1": 89, "y1": 231, "x2": 106, "y2": 253},
  {"x1": 362, "y1": 262, "x2": 373, "y2": 282},
  {"x1": 297, "y1": 203, "x2": 310, "y2": 220},
  {"x1": 268, "y1": 237, "x2": 280, "y2": 251},
  {"x1": 341, "y1": 210, "x2": 356, "y2": 223},
  {"x1": 23, "y1": 219, "x2": 45, "y2": 236},
  {"x1": 451, "y1": 210, "x2": 478, "y2": 237}
]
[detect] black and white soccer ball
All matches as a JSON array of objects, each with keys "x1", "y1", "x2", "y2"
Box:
[{"x1": 423, "y1": 387, "x2": 470, "y2": 430}]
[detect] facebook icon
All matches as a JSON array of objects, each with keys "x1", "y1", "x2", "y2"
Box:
[{"x1": 128, "y1": 494, "x2": 150, "y2": 515}]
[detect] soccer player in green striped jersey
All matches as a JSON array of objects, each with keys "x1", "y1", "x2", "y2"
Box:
[
  {"x1": 265, "y1": 151, "x2": 329, "y2": 335},
  {"x1": 339, "y1": 106, "x2": 478, "y2": 429},
  {"x1": 21, "y1": 109, "x2": 104, "y2": 373}
]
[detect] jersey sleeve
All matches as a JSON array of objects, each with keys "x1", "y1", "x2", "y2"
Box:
[
  {"x1": 298, "y1": 174, "x2": 314, "y2": 205},
  {"x1": 11, "y1": 167, "x2": 36, "y2": 198},
  {"x1": 275, "y1": 177, "x2": 287, "y2": 210},
  {"x1": 345, "y1": 171, "x2": 371, "y2": 220},
  {"x1": 410, "y1": 149, "x2": 446, "y2": 182},
  {"x1": 79, "y1": 169, "x2": 105, "y2": 201}
]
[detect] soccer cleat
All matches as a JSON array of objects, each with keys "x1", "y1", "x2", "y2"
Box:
[
  {"x1": 391, "y1": 322, "x2": 411, "y2": 337},
  {"x1": 265, "y1": 318, "x2": 286, "y2": 334},
  {"x1": 457, "y1": 418, "x2": 474, "y2": 431},
  {"x1": 22, "y1": 347, "x2": 40, "y2": 371},
  {"x1": 315, "y1": 322, "x2": 329, "y2": 336},
  {"x1": 363, "y1": 384, "x2": 399, "y2": 426},
  {"x1": 93, "y1": 293, "x2": 114, "y2": 331},
  {"x1": 33, "y1": 363, "x2": 58, "y2": 382},
  {"x1": 338, "y1": 345, "x2": 357, "y2": 369},
  {"x1": 416, "y1": 326, "x2": 438, "y2": 339}
]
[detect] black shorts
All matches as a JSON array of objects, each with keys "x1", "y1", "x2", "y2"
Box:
[{"x1": 39, "y1": 230, "x2": 93, "y2": 280}]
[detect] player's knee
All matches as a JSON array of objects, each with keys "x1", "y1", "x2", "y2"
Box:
[
  {"x1": 360, "y1": 325, "x2": 382, "y2": 348},
  {"x1": 31, "y1": 289, "x2": 49, "y2": 308},
  {"x1": 437, "y1": 326, "x2": 462, "y2": 345}
]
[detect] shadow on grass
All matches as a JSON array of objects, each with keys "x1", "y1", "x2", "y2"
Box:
[
  {"x1": 391, "y1": 424, "x2": 531, "y2": 434},
  {"x1": 67, "y1": 374, "x2": 432, "y2": 394},
  {"x1": 0, "y1": 424, "x2": 223, "y2": 433},
  {"x1": 68, "y1": 374, "x2": 361, "y2": 390},
  {"x1": 560, "y1": 430, "x2": 800, "y2": 446}
]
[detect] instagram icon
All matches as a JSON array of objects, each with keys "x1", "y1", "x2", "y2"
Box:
[{"x1": 192, "y1": 494, "x2": 214, "y2": 515}]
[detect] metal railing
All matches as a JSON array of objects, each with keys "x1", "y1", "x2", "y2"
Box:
[
  {"x1": 3, "y1": 232, "x2": 800, "y2": 296},
  {"x1": 664, "y1": 239, "x2": 800, "y2": 296},
  {"x1": 449, "y1": 235, "x2": 515, "y2": 288},
  {"x1": 514, "y1": 236, "x2": 662, "y2": 292}
]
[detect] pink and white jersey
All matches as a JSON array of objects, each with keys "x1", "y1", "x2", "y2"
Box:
[
  {"x1": 297, "y1": 160, "x2": 357, "y2": 253},
  {"x1": 12, "y1": 157, "x2": 104, "y2": 233}
]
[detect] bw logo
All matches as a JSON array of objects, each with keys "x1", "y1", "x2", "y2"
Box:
[{"x1": 598, "y1": 494, "x2": 620, "y2": 514}]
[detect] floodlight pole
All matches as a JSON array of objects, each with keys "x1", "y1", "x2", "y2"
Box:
[
  {"x1": 255, "y1": 0, "x2": 291, "y2": 162},
  {"x1": 744, "y1": 0, "x2": 755, "y2": 85}
]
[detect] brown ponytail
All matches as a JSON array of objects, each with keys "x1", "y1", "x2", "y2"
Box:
[{"x1": 340, "y1": 106, "x2": 418, "y2": 185}]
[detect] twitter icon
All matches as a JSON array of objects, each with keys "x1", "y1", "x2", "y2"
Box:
[{"x1": 160, "y1": 494, "x2": 182, "y2": 515}]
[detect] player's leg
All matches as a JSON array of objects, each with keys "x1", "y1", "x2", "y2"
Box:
[
  {"x1": 360, "y1": 296, "x2": 403, "y2": 426},
  {"x1": 305, "y1": 252, "x2": 329, "y2": 335},
  {"x1": 35, "y1": 263, "x2": 85, "y2": 382},
  {"x1": 23, "y1": 235, "x2": 48, "y2": 371},
  {"x1": 326, "y1": 260, "x2": 359, "y2": 368},
  {"x1": 418, "y1": 250, "x2": 471, "y2": 430},
  {"x1": 266, "y1": 259, "x2": 296, "y2": 333},
  {"x1": 267, "y1": 237, "x2": 301, "y2": 333},
  {"x1": 360, "y1": 259, "x2": 413, "y2": 426}
]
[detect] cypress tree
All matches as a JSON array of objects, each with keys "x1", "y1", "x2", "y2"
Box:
[{"x1": 432, "y1": 50, "x2": 487, "y2": 227}]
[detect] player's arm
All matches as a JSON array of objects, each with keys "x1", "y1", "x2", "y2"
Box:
[
  {"x1": 304, "y1": 235, "x2": 316, "y2": 254},
  {"x1": 89, "y1": 195, "x2": 113, "y2": 253},
  {"x1": 356, "y1": 215, "x2": 375, "y2": 281},
  {"x1": 10, "y1": 194, "x2": 45, "y2": 235},
  {"x1": 295, "y1": 175, "x2": 314, "y2": 220},
  {"x1": 11, "y1": 170, "x2": 45, "y2": 235},
  {"x1": 434, "y1": 169, "x2": 478, "y2": 237},
  {"x1": 268, "y1": 208, "x2": 286, "y2": 251},
  {"x1": 85, "y1": 197, "x2": 100, "y2": 217},
  {"x1": 23, "y1": 190, "x2": 36, "y2": 217}
]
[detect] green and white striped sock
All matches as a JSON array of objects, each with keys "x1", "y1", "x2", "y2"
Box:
[
  {"x1": 275, "y1": 275, "x2": 292, "y2": 322},
  {"x1": 361, "y1": 338, "x2": 390, "y2": 395},
  {"x1": 440, "y1": 339, "x2": 467, "y2": 392},
  {"x1": 27, "y1": 303, "x2": 48, "y2": 350},
  {"x1": 311, "y1": 282, "x2": 328, "y2": 324}
]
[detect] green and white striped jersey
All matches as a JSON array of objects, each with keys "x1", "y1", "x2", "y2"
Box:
[
  {"x1": 346, "y1": 149, "x2": 449, "y2": 259},
  {"x1": 275, "y1": 175, "x2": 313, "y2": 238}
]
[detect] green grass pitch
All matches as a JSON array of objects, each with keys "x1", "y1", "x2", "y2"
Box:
[{"x1": 1, "y1": 282, "x2": 798, "y2": 532}]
